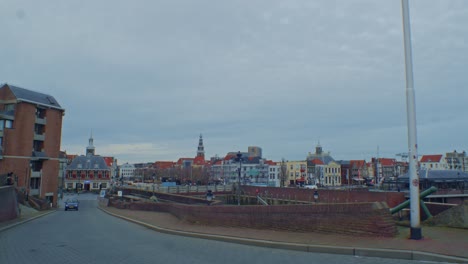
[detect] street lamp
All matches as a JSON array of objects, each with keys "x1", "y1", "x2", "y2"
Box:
[{"x1": 236, "y1": 151, "x2": 242, "y2": 206}]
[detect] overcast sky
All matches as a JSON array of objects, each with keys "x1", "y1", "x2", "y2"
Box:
[{"x1": 1, "y1": 0, "x2": 467, "y2": 164}]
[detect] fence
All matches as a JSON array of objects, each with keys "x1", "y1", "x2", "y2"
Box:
[{"x1": 126, "y1": 184, "x2": 233, "y2": 194}]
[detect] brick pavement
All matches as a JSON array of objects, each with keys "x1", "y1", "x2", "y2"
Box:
[{"x1": 102, "y1": 206, "x2": 468, "y2": 260}]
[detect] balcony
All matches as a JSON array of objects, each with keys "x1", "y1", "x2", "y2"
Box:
[
  {"x1": 35, "y1": 116, "x2": 46, "y2": 125},
  {"x1": 34, "y1": 133, "x2": 45, "y2": 141},
  {"x1": 31, "y1": 151, "x2": 49, "y2": 160},
  {"x1": 0, "y1": 109, "x2": 15, "y2": 119}
]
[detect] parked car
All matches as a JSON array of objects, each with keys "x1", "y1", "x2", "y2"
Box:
[
  {"x1": 303, "y1": 185, "x2": 318, "y2": 189},
  {"x1": 64, "y1": 198, "x2": 79, "y2": 211}
]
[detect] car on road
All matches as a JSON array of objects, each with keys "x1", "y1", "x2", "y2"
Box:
[
  {"x1": 64, "y1": 198, "x2": 79, "y2": 211},
  {"x1": 303, "y1": 185, "x2": 318, "y2": 189}
]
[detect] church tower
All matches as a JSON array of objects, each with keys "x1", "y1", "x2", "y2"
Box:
[
  {"x1": 86, "y1": 132, "x2": 95, "y2": 156},
  {"x1": 197, "y1": 134, "x2": 205, "y2": 158}
]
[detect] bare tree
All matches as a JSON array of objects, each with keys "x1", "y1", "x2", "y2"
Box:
[{"x1": 280, "y1": 158, "x2": 287, "y2": 187}]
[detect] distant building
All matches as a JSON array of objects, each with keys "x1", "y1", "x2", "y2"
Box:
[
  {"x1": 211, "y1": 149, "x2": 271, "y2": 186},
  {"x1": 445, "y1": 150, "x2": 467, "y2": 172},
  {"x1": 248, "y1": 146, "x2": 262, "y2": 158},
  {"x1": 119, "y1": 163, "x2": 135, "y2": 180},
  {"x1": 285, "y1": 160, "x2": 307, "y2": 186},
  {"x1": 65, "y1": 135, "x2": 111, "y2": 191},
  {"x1": 306, "y1": 143, "x2": 335, "y2": 184},
  {"x1": 420, "y1": 154, "x2": 446, "y2": 170},
  {"x1": 0, "y1": 84, "x2": 65, "y2": 206},
  {"x1": 323, "y1": 161, "x2": 342, "y2": 186}
]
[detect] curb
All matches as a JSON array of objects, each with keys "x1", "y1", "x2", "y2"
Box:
[
  {"x1": 0, "y1": 210, "x2": 56, "y2": 233},
  {"x1": 98, "y1": 207, "x2": 468, "y2": 263}
]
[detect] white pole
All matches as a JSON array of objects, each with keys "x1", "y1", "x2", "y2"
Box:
[{"x1": 401, "y1": 0, "x2": 421, "y2": 240}]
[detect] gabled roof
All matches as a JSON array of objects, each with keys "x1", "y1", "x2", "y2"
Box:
[
  {"x1": 103, "y1": 157, "x2": 114, "y2": 167},
  {"x1": 67, "y1": 155, "x2": 110, "y2": 170},
  {"x1": 193, "y1": 156, "x2": 206, "y2": 165},
  {"x1": 379, "y1": 158, "x2": 396, "y2": 166},
  {"x1": 2, "y1": 84, "x2": 64, "y2": 111},
  {"x1": 420, "y1": 154, "x2": 443, "y2": 163}
]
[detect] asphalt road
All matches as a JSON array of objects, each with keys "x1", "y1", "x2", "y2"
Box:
[{"x1": 0, "y1": 193, "x2": 424, "y2": 264}]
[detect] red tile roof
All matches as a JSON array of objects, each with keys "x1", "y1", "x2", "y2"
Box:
[
  {"x1": 193, "y1": 156, "x2": 206, "y2": 165},
  {"x1": 310, "y1": 159, "x2": 324, "y2": 165},
  {"x1": 420, "y1": 155, "x2": 443, "y2": 163},
  {"x1": 350, "y1": 160, "x2": 366, "y2": 168},
  {"x1": 176, "y1": 158, "x2": 194, "y2": 165},
  {"x1": 103, "y1": 157, "x2": 114, "y2": 167},
  {"x1": 379, "y1": 158, "x2": 396, "y2": 167},
  {"x1": 153, "y1": 161, "x2": 175, "y2": 169}
]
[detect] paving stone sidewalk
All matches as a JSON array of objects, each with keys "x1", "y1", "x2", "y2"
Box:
[{"x1": 102, "y1": 206, "x2": 468, "y2": 260}]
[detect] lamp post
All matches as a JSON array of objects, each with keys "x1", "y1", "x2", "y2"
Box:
[
  {"x1": 236, "y1": 151, "x2": 242, "y2": 206},
  {"x1": 152, "y1": 176, "x2": 155, "y2": 197}
]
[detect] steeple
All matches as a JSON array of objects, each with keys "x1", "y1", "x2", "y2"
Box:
[
  {"x1": 197, "y1": 134, "x2": 205, "y2": 158},
  {"x1": 315, "y1": 141, "x2": 323, "y2": 155},
  {"x1": 86, "y1": 131, "x2": 95, "y2": 156}
]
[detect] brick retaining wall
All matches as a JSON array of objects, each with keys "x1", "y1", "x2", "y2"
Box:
[
  {"x1": 242, "y1": 186, "x2": 405, "y2": 208},
  {"x1": 0, "y1": 186, "x2": 19, "y2": 222},
  {"x1": 109, "y1": 199, "x2": 397, "y2": 237}
]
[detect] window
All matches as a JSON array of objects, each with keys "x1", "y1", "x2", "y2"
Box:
[
  {"x1": 33, "y1": 140, "x2": 43, "y2": 151},
  {"x1": 67, "y1": 183, "x2": 73, "y2": 189},
  {"x1": 101, "y1": 183, "x2": 107, "y2": 188},
  {"x1": 5, "y1": 120, "x2": 13, "y2": 128},
  {"x1": 4, "y1": 104, "x2": 15, "y2": 111},
  {"x1": 30, "y1": 178, "x2": 41, "y2": 189},
  {"x1": 36, "y1": 108, "x2": 46, "y2": 118},
  {"x1": 92, "y1": 183, "x2": 99, "y2": 188}
]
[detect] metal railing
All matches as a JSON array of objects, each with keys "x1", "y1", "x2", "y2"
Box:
[{"x1": 125, "y1": 184, "x2": 233, "y2": 194}]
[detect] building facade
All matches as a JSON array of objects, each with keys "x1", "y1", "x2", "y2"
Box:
[
  {"x1": 285, "y1": 160, "x2": 307, "y2": 186},
  {"x1": 65, "y1": 135, "x2": 111, "y2": 191},
  {"x1": 0, "y1": 84, "x2": 64, "y2": 206},
  {"x1": 420, "y1": 154, "x2": 446, "y2": 170},
  {"x1": 119, "y1": 163, "x2": 135, "y2": 180},
  {"x1": 445, "y1": 150, "x2": 467, "y2": 172}
]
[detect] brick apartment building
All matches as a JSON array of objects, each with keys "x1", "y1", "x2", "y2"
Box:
[{"x1": 0, "y1": 84, "x2": 64, "y2": 206}]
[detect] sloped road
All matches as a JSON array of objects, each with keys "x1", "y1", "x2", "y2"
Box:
[{"x1": 0, "y1": 193, "x2": 421, "y2": 264}]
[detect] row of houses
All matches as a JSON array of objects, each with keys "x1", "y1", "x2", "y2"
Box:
[{"x1": 113, "y1": 133, "x2": 468, "y2": 189}]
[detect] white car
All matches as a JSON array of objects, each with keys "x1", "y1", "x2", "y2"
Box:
[{"x1": 303, "y1": 185, "x2": 318, "y2": 189}]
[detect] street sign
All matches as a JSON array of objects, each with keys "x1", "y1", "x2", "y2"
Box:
[
  {"x1": 117, "y1": 191, "x2": 122, "y2": 197},
  {"x1": 100, "y1": 190, "x2": 106, "y2": 198}
]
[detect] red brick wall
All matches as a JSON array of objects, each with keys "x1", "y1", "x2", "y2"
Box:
[
  {"x1": 0, "y1": 86, "x2": 64, "y2": 205},
  {"x1": 109, "y1": 200, "x2": 397, "y2": 237},
  {"x1": 41, "y1": 107, "x2": 63, "y2": 204},
  {"x1": 242, "y1": 186, "x2": 405, "y2": 207}
]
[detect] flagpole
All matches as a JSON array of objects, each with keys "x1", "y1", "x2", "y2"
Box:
[{"x1": 401, "y1": 0, "x2": 421, "y2": 240}]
